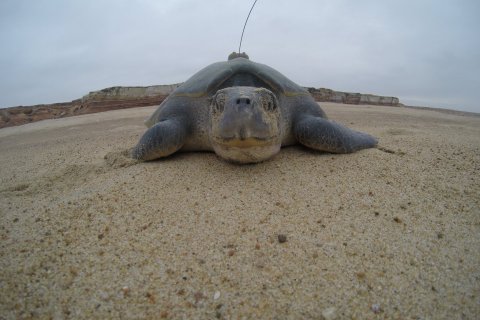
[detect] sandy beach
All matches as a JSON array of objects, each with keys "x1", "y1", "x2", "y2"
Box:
[{"x1": 0, "y1": 102, "x2": 479, "y2": 319}]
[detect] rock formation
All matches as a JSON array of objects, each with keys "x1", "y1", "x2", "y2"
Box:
[
  {"x1": 0, "y1": 84, "x2": 400, "y2": 129},
  {"x1": 306, "y1": 87, "x2": 400, "y2": 106},
  {"x1": 78, "y1": 84, "x2": 180, "y2": 111},
  {"x1": 0, "y1": 85, "x2": 179, "y2": 129}
]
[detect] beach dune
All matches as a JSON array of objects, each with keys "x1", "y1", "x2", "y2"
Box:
[{"x1": 0, "y1": 103, "x2": 479, "y2": 319}]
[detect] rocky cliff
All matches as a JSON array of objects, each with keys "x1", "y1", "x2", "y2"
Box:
[
  {"x1": 0, "y1": 84, "x2": 399, "y2": 129},
  {"x1": 307, "y1": 87, "x2": 400, "y2": 106},
  {"x1": 0, "y1": 85, "x2": 180, "y2": 129}
]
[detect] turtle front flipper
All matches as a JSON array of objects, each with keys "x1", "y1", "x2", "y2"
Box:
[
  {"x1": 294, "y1": 115, "x2": 377, "y2": 153},
  {"x1": 132, "y1": 118, "x2": 188, "y2": 161}
]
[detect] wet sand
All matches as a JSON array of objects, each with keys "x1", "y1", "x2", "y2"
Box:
[{"x1": 0, "y1": 103, "x2": 479, "y2": 319}]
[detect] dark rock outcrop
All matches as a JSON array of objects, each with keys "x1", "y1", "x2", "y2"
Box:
[{"x1": 0, "y1": 84, "x2": 400, "y2": 129}]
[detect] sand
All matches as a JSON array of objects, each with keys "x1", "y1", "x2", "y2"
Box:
[{"x1": 0, "y1": 103, "x2": 479, "y2": 319}]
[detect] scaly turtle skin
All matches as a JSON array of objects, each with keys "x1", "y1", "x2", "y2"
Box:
[{"x1": 132, "y1": 53, "x2": 377, "y2": 163}]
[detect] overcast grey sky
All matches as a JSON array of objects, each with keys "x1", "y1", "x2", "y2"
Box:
[{"x1": 1, "y1": 0, "x2": 479, "y2": 112}]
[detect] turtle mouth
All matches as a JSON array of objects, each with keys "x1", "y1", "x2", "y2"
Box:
[{"x1": 214, "y1": 137, "x2": 274, "y2": 148}]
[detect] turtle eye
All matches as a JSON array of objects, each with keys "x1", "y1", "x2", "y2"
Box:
[
  {"x1": 214, "y1": 93, "x2": 225, "y2": 113},
  {"x1": 262, "y1": 94, "x2": 277, "y2": 111}
]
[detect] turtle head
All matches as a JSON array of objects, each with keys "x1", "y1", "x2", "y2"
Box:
[{"x1": 209, "y1": 86, "x2": 282, "y2": 163}]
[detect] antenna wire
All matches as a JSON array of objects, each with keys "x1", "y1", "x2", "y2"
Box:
[{"x1": 238, "y1": 0, "x2": 259, "y2": 53}]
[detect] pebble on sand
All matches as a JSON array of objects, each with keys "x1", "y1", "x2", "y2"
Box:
[
  {"x1": 322, "y1": 307, "x2": 337, "y2": 320},
  {"x1": 371, "y1": 303, "x2": 382, "y2": 314}
]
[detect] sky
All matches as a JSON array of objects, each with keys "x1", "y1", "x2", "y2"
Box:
[{"x1": 0, "y1": 0, "x2": 479, "y2": 112}]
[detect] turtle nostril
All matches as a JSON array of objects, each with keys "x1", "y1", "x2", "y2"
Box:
[{"x1": 236, "y1": 98, "x2": 251, "y2": 105}]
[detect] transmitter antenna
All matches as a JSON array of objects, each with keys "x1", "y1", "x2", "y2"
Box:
[{"x1": 238, "y1": 0, "x2": 259, "y2": 53}]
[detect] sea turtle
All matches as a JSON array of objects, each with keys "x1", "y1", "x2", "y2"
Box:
[{"x1": 132, "y1": 53, "x2": 377, "y2": 163}]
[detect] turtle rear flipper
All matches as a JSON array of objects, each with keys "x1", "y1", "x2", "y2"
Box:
[
  {"x1": 132, "y1": 118, "x2": 188, "y2": 161},
  {"x1": 294, "y1": 115, "x2": 378, "y2": 154}
]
